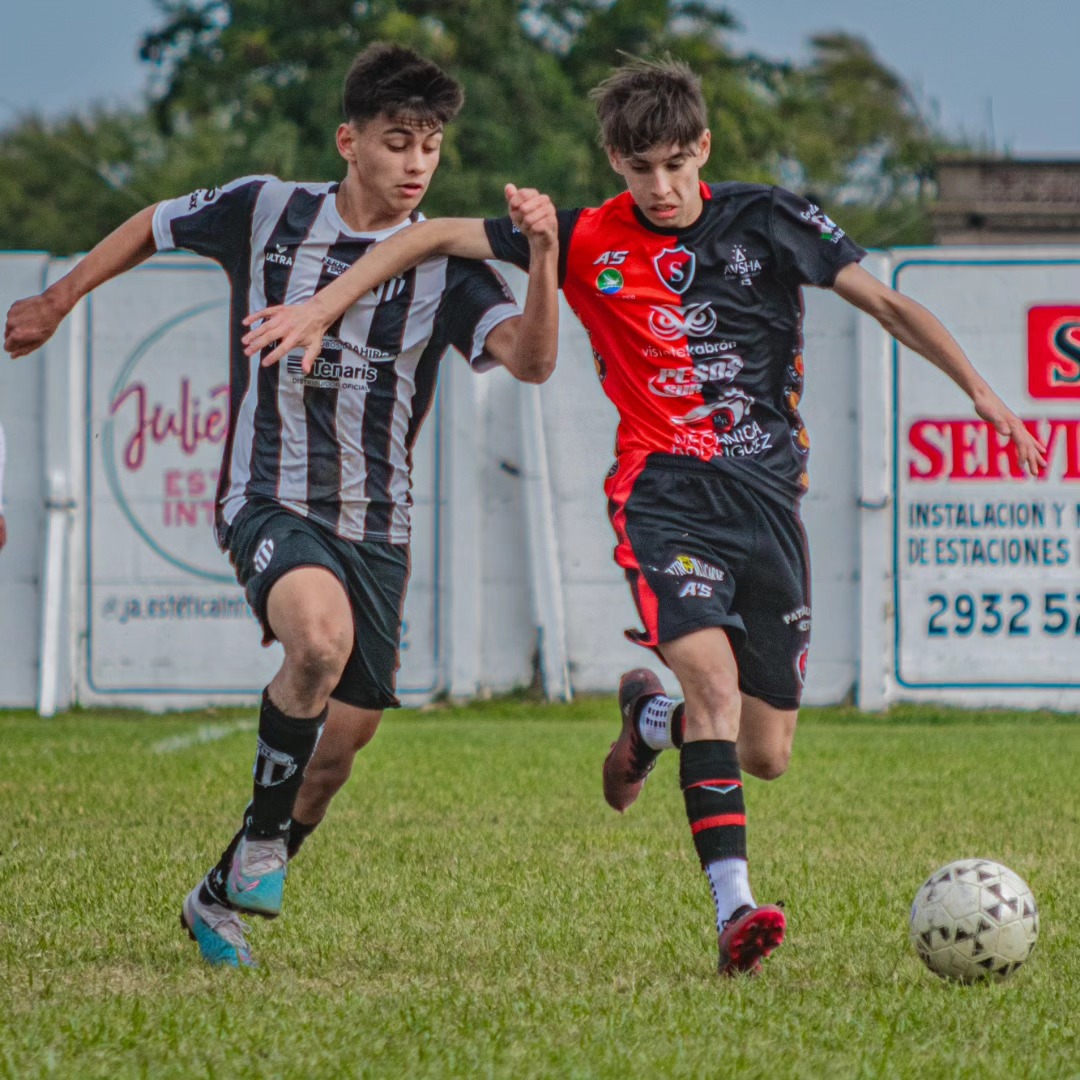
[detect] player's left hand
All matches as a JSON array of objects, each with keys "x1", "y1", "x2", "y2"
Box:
[
  {"x1": 973, "y1": 387, "x2": 1047, "y2": 476},
  {"x1": 505, "y1": 184, "x2": 557, "y2": 253},
  {"x1": 241, "y1": 298, "x2": 335, "y2": 373}
]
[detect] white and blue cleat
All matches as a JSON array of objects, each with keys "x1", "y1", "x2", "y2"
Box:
[
  {"x1": 226, "y1": 835, "x2": 288, "y2": 917},
  {"x1": 181, "y1": 886, "x2": 255, "y2": 968}
]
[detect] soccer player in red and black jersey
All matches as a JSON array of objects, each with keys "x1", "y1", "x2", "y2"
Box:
[{"x1": 242, "y1": 57, "x2": 1046, "y2": 976}]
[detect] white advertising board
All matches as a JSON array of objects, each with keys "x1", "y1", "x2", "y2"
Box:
[
  {"x1": 82, "y1": 255, "x2": 440, "y2": 708},
  {"x1": 892, "y1": 255, "x2": 1080, "y2": 706}
]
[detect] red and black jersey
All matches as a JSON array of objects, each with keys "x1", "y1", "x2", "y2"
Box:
[{"x1": 485, "y1": 182, "x2": 865, "y2": 503}]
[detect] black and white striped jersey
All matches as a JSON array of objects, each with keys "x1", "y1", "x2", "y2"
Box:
[{"x1": 152, "y1": 175, "x2": 521, "y2": 545}]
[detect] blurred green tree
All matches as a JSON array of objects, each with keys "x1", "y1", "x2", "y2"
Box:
[{"x1": 0, "y1": 1, "x2": 951, "y2": 253}]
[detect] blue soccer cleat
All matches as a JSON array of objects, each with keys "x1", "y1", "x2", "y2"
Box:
[
  {"x1": 225, "y1": 835, "x2": 288, "y2": 917},
  {"x1": 181, "y1": 886, "x2": 255, "y2": 968}
]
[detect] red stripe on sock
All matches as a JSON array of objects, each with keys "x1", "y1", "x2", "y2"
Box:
[
  {"x1": 690, "y1": 813, "x2": 747, "y2": 834},
  {"x1": 685, "y1": 779, "x2": 743, "y2": 791}
]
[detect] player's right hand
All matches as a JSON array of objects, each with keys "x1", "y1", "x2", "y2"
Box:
[
  {"x1": 241, "y1": 300, "x2": 333, "y2": 373},
  {"x1": 505, "y1": 184, "x2": 558, "y2": 252},
  {"x1": 3, "y1": 291, "x2": 70, "y2": 359}
]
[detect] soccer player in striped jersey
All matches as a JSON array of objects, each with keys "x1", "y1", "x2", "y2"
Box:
[
  {"x1": 239, "y1": 57, "x2": 1046, "y2": 977},
  {"x1": 3, "y1": 43, "x2": 559, "y2": 968}
]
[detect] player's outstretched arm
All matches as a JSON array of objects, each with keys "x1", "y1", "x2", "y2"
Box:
[
  {"x1": 479, "y1": 185, "x2": 559, "y2": 383},
  {"x1": 3, "y1": 205, "x2": 158, "y2": 359},
  {"x1": 832, "y1": 262, "x2": 1047, "y2": 476},
  {"x1": 242, "y1": 216, "x2": 497, "y2": 373}
]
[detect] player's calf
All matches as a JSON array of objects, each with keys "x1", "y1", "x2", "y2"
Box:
[
  {"x1": 736, "y1": 697, "x2": 798, "y2": 782},
  {"x1": 200, "y1": 688, "x2": 328, "y2": 918}
]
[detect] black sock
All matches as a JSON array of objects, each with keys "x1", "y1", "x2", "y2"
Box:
[
  {"x1": 247, "y1": 688, "x2": 327, "y2": 838},
  {"x1": 287, "y1": 818, "x2": 318, "y2": 859},
  {"x1": 671, "y1": 703, "x2": 685, "y2": 748},
  {"x1": 202, "y1": 824, "x2": 244, "y2": 907},
  {"x1": 680, "y1": 740, "x2": 746, "y2": 866}
]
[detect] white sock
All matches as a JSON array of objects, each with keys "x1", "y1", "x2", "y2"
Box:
[
  {"x1": 705, "y1": 858, "x2": 755, "y2": 930},
  {"x1": 637, "y1": 695, "x2": 681, "y2": 750}
]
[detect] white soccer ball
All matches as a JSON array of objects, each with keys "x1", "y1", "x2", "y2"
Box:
[{"x1": 909, "y1": 858, "x2": 1038, "y2": 983}]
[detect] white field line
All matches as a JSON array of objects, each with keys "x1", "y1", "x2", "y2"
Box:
[{"x1": 151, "y1": 720, "x2": 256, "y2": 754}]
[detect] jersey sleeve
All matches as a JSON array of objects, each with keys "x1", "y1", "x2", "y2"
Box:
[
  {"x1": 483, "y1": 209, "x2": 581, "y2": 286},
  {"x1": 152, "y1": 175, "x2": 274, "y2": 268},
  {"x1": 439, "y1": 257, "x2": 522, "y2": 371},
  {"x1": 769, "y1": 187, "x2": 866, "y2": 288}
]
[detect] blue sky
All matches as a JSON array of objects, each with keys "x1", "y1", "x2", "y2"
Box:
[{"x1": 1, "y1": 0, "x2": 1077, "y2": 156}]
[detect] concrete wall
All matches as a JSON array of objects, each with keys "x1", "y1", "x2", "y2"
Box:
[{"x1": 3, "y1": 247, "x2": 1079, "y2": 713}]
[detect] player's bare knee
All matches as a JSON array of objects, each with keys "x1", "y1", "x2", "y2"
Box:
[
  {"x1": 741, "y1": 747, "x2": 790, "y2": 782},
  {"x1": 287, "y1": 627, "x2": 352, "y2": 693}
]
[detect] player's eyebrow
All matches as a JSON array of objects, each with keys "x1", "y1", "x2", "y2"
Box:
[
  {"x1": 382, "y1": 122, "x2": 444, "y2": 138},
  {"x1": 627, "y1": 149, "x2": 686, "y2": 167}
]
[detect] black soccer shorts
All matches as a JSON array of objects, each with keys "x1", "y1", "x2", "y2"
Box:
[
  {"x1": 225, "y1": 500, "x2": 410, "y2": 710},
  {"x1": 606, "y1": 455, "x2": 812, "y2": 710}
]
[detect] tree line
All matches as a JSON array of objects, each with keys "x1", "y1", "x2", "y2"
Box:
[{"x1": 0, "y1": 0, "x2": 959, "y2": 255}]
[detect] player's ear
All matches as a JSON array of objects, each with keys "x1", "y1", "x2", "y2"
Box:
[
  {"x1": 695, "y1": 130, "x2": 711, "y2": 168},
  {"x1": 336, "y1": 123, "x2": 357, "y2": 166},
  {"x1": 605, "y1": 146, "x2": 626, "y2": 177}
]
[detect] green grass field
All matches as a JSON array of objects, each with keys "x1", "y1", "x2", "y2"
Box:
[{"x1": 1, "y1": 699, "x2": 1078, "y2": 1079}]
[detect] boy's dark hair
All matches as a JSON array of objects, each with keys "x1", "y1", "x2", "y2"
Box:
[
  {"x1": 590, "y1": 55, "x2": 707, "y2": 156},
  {"x1": 343, "y1": 43, "x2": 464, "y2": 128}
]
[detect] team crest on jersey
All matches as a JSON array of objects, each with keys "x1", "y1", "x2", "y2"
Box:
[
  {"x1": 795, "y1": 643, "x2": 810, "y2": 686},
  {"x1": 653, "y1": 245, "x2": 696, "y2": 294}
]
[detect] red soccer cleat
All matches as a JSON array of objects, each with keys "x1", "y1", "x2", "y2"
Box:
[
  {"x1": 718, "y1": 904, "x2": 786, "y2": 976},
  {"x1": 602, "y1": 668, "x2": 666, "y2": 812}
]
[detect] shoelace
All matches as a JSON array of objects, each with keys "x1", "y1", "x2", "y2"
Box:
[
  {"x1": 628, "y1": 733, "x2": 659, "y2": 778},
  {"x1": 240, "y1": 838, "x2": 287, "y2": 877},
  {"x1": 202, "y1": 903, "x2": 252, "y2": 953}
]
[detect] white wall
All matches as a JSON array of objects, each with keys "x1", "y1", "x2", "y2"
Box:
[
  {"x1": 3, "y1": 247, "x2": 1079, "y2": 713},
  {"x1": 0, "y1": 254, "x2": 49, "y2": 706}
]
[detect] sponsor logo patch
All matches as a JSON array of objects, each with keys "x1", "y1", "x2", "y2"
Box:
[
  {"x1": 724, "y1": 244, "x2": 762, "y2": 287},
  {"x1": 264, "y1": 244, "x2": 293, "y2": 267},
  {"x1": 596, "y1": 268, "x2": 624, "y2": 295},
  {"x1": 648, "y1": 357, "x2": 744, "y2": 398},
  {"x1": 672, "y1": 389, "x2": 753, "y2": 432},
  {"x1": 648, "y1": 302, "x2": 718, "y2": 341},
  {"x1": 1028, "y1": 305, "x2": 1080, "y2": 399},
  {"x1": 799, "y1": 202, "x2": 845, "y2": 242},
  {"x1": 678, "y1": 580, "x2": 713, "y2": 598},
  {"x1": 664, "y1": 555, "x2": 725, "y2": 582}
]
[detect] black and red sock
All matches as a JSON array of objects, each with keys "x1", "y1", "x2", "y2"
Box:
[{"x1": 679, "y1": 739, "x2": 746, "y2": 866}]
